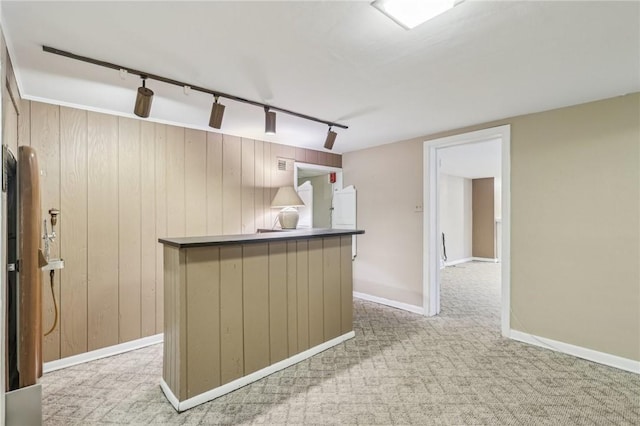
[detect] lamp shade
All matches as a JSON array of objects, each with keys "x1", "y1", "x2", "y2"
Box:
[{"x1": 271, "y1": 186, "x2": 305, "y2": 208}]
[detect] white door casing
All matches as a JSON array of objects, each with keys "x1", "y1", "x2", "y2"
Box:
[{"x1": 423, "y1": 125, "x2": 511, "y2": 338}]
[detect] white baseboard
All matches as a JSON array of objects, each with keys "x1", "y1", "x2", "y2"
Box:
[
  {"x1": 472, "y1": 257, "x2": 499, "y2": 263},
  {"x1": 353, "y1": 292, "x2": 424, "y2": 315},
  {"x1": 510, "y1": 330, "x2": 639, "y2": 374},
  {"x1": 161, "y1": 331, "x2": 355, "y2": 412},
  {"x1": 43, "y1": 333, "x2": 164, "y2": 373}
]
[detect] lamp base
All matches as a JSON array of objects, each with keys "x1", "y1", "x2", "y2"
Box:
[{"x1": 278, "y1": 209, "x2": 299, "y2": 229}]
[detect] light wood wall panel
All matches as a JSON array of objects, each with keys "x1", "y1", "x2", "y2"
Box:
[
  {"x1": 30, "y1": 102, "x2": 61, "y2": 361},
  {"x1": 222, "y1": 135, "x2": 242, "y2": 234},
  {"x1": 268, "y1": 241, "x2": 288, "y2": 363},
  {"x1": 185, "y1": 129, "x2": 207, "y2": 236},
  {"x1": 308, "y1": 239, "x2": 324, "y2": 348},
  {"x1": 87, "y1": 112, "x2": 119, "y2": 351},
  {"x1": 166, "y1": 126, "x2": 186, "y2": 238},
  {"x1": 206, "y1": 132, "x2": 223, "y2": 235},
  {"x1": 219, "y1": 246, "x2": 243, "y2": 383},
  {"x1": 286, "y1": 241, "x2": 298, "y2": 356},
  {"x1": 241, "y1": 138, "x2": 255, "y2": 234},
  {"x1": 59, "y1": 107, "x2": 88, "y2": 357},
  {"x1": 140, "y1": 122, "x2": 156, "y2": 337},
  {"x1": 185, "y1": 246, "x2": 220, "y2": 398},
  {"x1": 296, "y1": 241, "x2": 310, "y2": 351},
  {"x1": 24, "y1": 100, "x2": 341, "y2": 362},
  {"x1": 242, "y1": 243, "x2": 269, "y2": 374},
  {"x1": 323, "y1": 237, "x2": 341, "y2": 340},
  {"x1": 254, "y1": 140, "x2": 265, "y2": 229},
  {"x1": 118, "y1": 118, "x2": 142, "y2": 343},
  {"x1": 155, "y1": 124, "x2": 167, "y2": 334}
]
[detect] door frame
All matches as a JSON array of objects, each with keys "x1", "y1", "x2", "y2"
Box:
[
  {"x1": 293, "y1": 162, "x2": 344, "y2": 229},
  {"x1": 422, "y1": 125, "x2": 511, "y2": 338},
  {"x1": 293, "y1": 162, "x2": 343, "y2": 190}
]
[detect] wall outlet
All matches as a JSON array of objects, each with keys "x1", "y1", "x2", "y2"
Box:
[{"x1": 414, "y1": 205, "x2": 423, "y2": 212}]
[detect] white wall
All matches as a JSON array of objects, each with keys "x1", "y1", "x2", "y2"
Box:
[{"x1": 439, "y1": 174, "x2": 472, "y2": 262}]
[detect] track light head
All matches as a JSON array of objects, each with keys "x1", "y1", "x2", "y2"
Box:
[
  {"x1": 265, "y1": 106, "x2": 276, "y2": 135},
  {"x1": 134, "y1": 77, "x2": 153, "y2": 118},
  {"x1": 209, "y1": 95, "x2": 226, "y2": 129},
  {"x1": 324, "y1": 127, "x2": 337, "y2": 150}
]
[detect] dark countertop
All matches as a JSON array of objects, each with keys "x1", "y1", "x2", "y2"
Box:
[{"x1": 159, "y1": 228, "x2": 365, "y2": 248}]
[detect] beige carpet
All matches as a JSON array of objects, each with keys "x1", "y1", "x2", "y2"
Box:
[{"x1": 42, "y1": 262, "x2": 640, "y2": 425}]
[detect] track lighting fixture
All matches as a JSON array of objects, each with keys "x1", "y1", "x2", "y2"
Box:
[
  {"x1": 324, "y1": 127, "x2": 337, "y2": 150},
  {"x1": 134, "y1": 76, "x2": 153, "y2": 118},
  {"x1": 265, "y1": 107, "x2": 276, "y2": 135},
  {"x1": 43, "y1": 46, "x2": 349, "y2": 148},
  {"x1": 209, "y1": 95, "x2": 226, "y2": 129}
]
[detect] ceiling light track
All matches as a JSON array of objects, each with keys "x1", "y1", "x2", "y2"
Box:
[{"x1": 42, "y1": 45, "x2": 349, "y2": 132}]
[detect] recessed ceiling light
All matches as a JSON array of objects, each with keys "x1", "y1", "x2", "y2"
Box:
[{"x1": 371, "y1": 0, "x2": 461, "y2": 30}]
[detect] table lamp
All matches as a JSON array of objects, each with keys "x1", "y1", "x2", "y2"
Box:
[{"x1": 271, "y1": 186, "x2": 305, "y2": 229}]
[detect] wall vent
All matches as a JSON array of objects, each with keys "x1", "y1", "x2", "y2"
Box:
[{"x1": 277, "y1": 157, "x2": 294, "y2": 171}]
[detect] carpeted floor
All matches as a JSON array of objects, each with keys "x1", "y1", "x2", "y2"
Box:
[{"x1": 42, "y1": 262, "x2": 640, "y2": 425}]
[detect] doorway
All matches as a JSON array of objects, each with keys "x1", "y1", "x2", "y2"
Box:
[
  {"x1": 423, "y1": 125, "x2": 511, "y2": 337},
  {"x1": 293, "y1": 162, "x2": 343, "y2": 229}
]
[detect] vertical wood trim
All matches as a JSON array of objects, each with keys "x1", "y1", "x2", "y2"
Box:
[
  {"x1": 163, "y1": 246, "x2": 177, "y2": 394},
  {"x1": 263, "y1": 142, "x2": 274, "y2": 228},
  {"x1": 322, "y1": 237, "x2": 341, "y2": 340},
  {"x1": 242, "y1": 243, "x2": 269, "y2": 374},
  {"x1": 340, "y1": 236, "x2": 353, "y2": 334},
  {"x1": 31, "y1": 102, "x2": 61, "y2": 361},
  {"x1": 155, "y1": 124, "x2": 167, "y2": 333},
  {"x1": 185, "y1": 247, "x2": 221, "y2": 398},
  {"x1": 219, "y1": 246, "x2": 243, "y2": 383},
  {"x1": 317, "y1": 151, "x2": 328, "y2": 167},
  {"x1": 18, "y1": 99, "x2": 30, "y2": 147},
  {"x1": 87, "y1": 112, "x2": 119, "y2": 351},
  {"x1": 307, "y1": 239, "x2": 324, "y2": 347},
  {"x1": 177, "y1": 249, "x2": 187, "y2": 400},
  {"x1": 286, "y1": 241, "x2": 298, "y2": 356},
  {"x1": 140, "y1": 121, "x2": 156, "y2": 337},
  {"x1": 268, "y1": 241, "x2": 288, "y2": 363},
  {"x1": 335, "y1": 154, "x2": 342, "y2": 168},
  {"x1": 118, "y1": 117, "x2": 142, "y2": 343},
  {"x1": 296, "y1": 241, "x2": 310, "y2": 351},
  {"x1": 253, "y1": 140, "x2": 265, "y2": 230},
  {"x1": 305, "y1": 149, "x2": 318, "y2": 165},
  {"x1": 241, "y1": 138, "x2": 255, "y2": 234},
  {"x1": 206, "y1": 132, "x2": 223, "y2": 235},
  {"x1": 222, "y1": 135, "x2": 242, "y2": 234},
  {"x1": 185, "y1": 129, "x2": 207, "y2": 236},
  {"x1": 166, "y1": 126, "x2": 186, "y2": 237},
  {"x1": 59, "y1": 106, "x2": 88, "y2": 358}
]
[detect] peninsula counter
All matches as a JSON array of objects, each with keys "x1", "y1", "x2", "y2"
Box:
[{"x1": 158, "y1": 228, "x2": 364, "y2": 412}]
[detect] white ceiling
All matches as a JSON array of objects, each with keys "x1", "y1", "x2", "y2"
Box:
[
  {"x1": 2, "y1": 1, "x2": 638, "y2": 154},
  {"x1": 439, "y1": 138, "x2": 501, "y2": 179}
]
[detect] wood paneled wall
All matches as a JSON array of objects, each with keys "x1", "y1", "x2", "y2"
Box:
[
  {"x1": 163, "y1": 236, "x2": 353, "y2": 401},
  {"x1": 18, "y1": 100, "x2": 341, "y2": 362}
]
